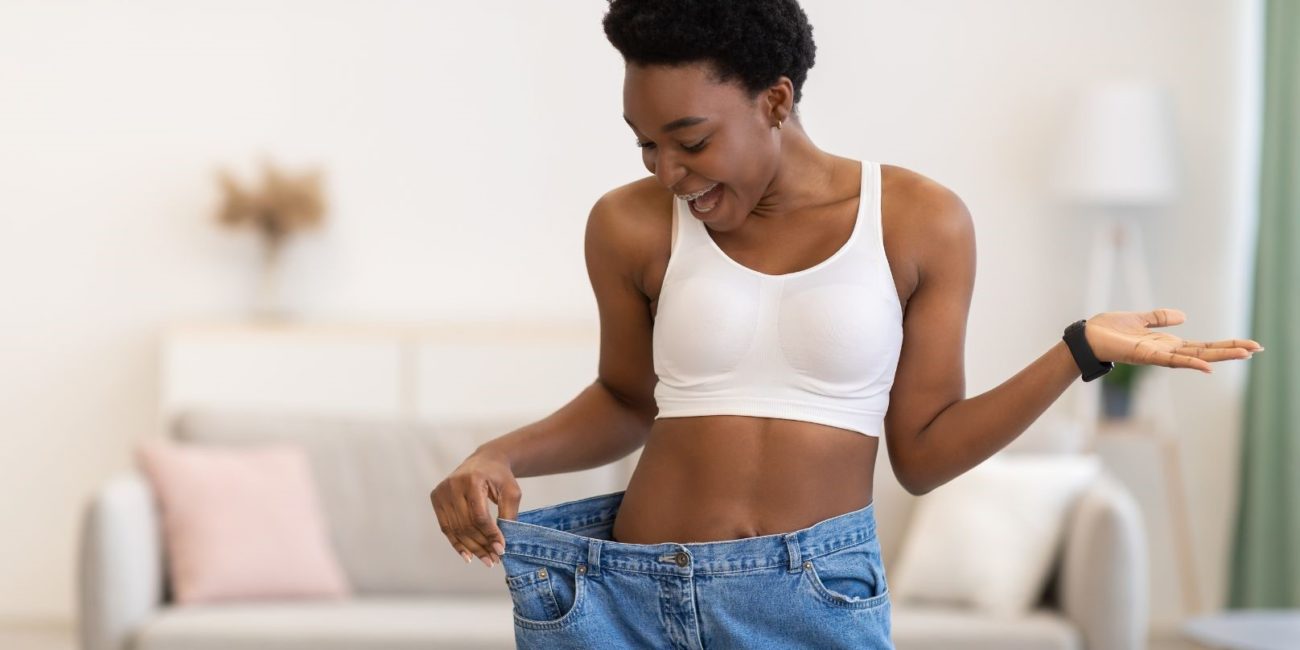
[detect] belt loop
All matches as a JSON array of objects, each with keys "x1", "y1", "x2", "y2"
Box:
[
  {"x1": 784, "y1": 532, "x2": 802, "y2": 572},
  {"x1": 587, "y1": 539, "x2": 602, "y2": 576}
]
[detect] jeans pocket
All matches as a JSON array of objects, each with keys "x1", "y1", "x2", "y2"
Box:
[
  {"x1": 803, "y1": 539, "x2": 891, "y2": 610},
  {"x1": 500, "y1": 553, "x2": 587, "y2": 631}
]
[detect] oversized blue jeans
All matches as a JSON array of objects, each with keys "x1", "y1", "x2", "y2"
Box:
[{"x1": 496, "y1": 489, "x2": 893, "y2": 649}]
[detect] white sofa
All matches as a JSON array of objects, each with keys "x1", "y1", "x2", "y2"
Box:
[{"x1": 78, "y1": 408, "x2": 1148, "y2": 650}]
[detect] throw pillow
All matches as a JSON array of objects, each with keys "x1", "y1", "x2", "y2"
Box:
[
  {"x1": 135, "y1": 439, "x2": 351, "y2": 604},
  {"x1": 888, "y1": 452, "x2": 1101, "y2": 617}
]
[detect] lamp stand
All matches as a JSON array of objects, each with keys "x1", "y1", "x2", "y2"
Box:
[{"x1": 1076, "y1": 215, "x2": 1204, "y2": 618}]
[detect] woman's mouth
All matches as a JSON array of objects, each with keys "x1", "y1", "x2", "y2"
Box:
[{"x1": 688, "y1": 183, "x2": 724, "y2": 216}]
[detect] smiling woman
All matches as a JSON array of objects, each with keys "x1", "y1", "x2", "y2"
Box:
[{"x1": 427, "y1": 0, "x2": 1264, "y2": 649}]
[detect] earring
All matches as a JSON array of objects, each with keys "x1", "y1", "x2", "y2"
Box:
[{"x1": 776, "y1": 119, "x2": 784, "y2": 130}]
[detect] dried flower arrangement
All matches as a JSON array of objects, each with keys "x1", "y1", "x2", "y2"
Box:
[
  {"x1": 215, "y1": 161, "x2": 327, "y2": 247},
  {"x1": 213, "y1": 160, "x2": 328, "y2": 318}
]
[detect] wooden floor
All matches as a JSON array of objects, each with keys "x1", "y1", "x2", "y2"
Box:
[{"x1": 0, "y1": 622, "x2": 73, "y2": 650}]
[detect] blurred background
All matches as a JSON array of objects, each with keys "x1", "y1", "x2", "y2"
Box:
[{"x1": 1, "y1": 1, "x2": 1294, "y2": 649}]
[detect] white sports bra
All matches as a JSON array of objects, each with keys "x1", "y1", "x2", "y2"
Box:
[{"x1": 651, "y1": 159, "x2": 904, "y2": 437}]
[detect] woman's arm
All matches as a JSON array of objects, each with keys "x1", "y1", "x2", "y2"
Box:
[
  {"x1": 883, "y1": 174, "x2": 1261, "y2": 496},
  {"x1": 432, "y1": 190, "x2": 659, "y2": 566},
  {"x1": 475, "y1": 189, "x2": 659, "y2": 478},
  {"x1": 879, "y1": 173, "x2": 982, "y2": 496},
  {"x1": 891, "y1": 339, "x2": 1079, "y2": 495}
]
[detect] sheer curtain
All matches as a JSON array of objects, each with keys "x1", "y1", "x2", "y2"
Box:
[{"x1": 1228, "y1": 0, "x2": 1300, "y2": 609}]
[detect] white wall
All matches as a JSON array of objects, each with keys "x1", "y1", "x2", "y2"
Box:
[{"x1": 0, "y1": 0, "x2": 1261, "y2": 634}]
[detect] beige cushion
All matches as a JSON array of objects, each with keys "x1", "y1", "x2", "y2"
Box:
[
  {"x1": 131, "y1": 596, "x2": 517, "y2": 650},
  {"x1": 171, "y1": 408, "x2": 627, "y2": 597},
  {"x1": 889, "y1": 452, "x2": 1102, "y2": 617},
  {"x1": 892, "y1": 605, "x2": 1083, "y2": 650},
  {"x1": 129, "y1": 597, "x2": 1084, "y2": 650}
]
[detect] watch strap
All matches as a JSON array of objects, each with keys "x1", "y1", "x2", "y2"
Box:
[{"x1": 1063, "y1": 319, "x2": 1114, "y2": 382}]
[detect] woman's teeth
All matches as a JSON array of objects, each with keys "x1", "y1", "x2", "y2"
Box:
[
  {"x1": 681, "y1": 182, "x2": 718, "y2": 202},
  {"x1": 692, "y1": 184, "x2": 721, "y2": 212}
]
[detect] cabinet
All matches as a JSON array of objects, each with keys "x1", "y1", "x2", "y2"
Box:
[{"x1": 158, "y1": 320, "x2": 601, "y2": 431}]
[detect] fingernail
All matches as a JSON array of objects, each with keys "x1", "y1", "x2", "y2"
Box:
[
  {"x1": 461, "y1": 551, "x2": 472, "y2": 564},
  {"x1": 493, "y1": 542, "x2": 505, "y2": 555},
  {"x1": 480, "y1": 554, "x2": 492, "y2": 568}
]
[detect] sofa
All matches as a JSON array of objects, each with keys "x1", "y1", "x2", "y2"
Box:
[{"x1": 78, "y1": 408, "x2": 1148, "y2": 650}]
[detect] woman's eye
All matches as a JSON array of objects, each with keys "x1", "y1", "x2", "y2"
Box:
[{"x1": 635, "y1": 140, "x2": 708, "y2": 153}]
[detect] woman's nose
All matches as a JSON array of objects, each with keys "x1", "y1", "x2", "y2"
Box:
[{"x1": 653, "y1": 156, "x2": 684, "y2": 192}]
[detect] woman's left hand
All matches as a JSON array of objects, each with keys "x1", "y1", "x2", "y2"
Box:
[{"x1": 1082, "y1": 307, "x2": 1264, "y2": 374}]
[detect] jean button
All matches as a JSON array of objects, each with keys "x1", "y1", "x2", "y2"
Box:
[{"x1": 675, "y1": 551, "x2": 689, "y2": 566}]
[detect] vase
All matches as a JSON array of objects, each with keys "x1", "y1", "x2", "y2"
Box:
[
  {"x1": 253, "y1": 237, "x2": 290, "y2": 321},
  {"x1": 1101, "y1": 382, "x2": 1133, "y2": 420}
]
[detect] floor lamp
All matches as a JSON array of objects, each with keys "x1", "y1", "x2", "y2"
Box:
[{"x1": 1050, "y1": 80, "x2": 1203, "y2": 617}]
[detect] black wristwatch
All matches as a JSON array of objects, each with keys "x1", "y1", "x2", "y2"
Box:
[{"x1": 1062, "y1": 319, "x2": 1114, "y2": 382}]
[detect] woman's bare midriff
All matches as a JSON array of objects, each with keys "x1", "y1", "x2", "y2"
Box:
[{"x1": 609, "y1": 415, "x2": 878, "y2": 544}]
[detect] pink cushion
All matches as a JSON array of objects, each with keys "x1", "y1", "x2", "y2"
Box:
[{"x1": 135, "y1": 439, "x2": 351, "y2": 604}]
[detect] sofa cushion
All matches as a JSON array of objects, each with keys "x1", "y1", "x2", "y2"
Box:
[
  {"x1": 130, "y1": 596, "x2": 517, "y2": 650},
  {"x1": 889, "y1": 452, "x2": 1101, "y2": 617},
  {"x1": 892, "y1": 605, "x2": 1083, "y2": 650},
  {"x1": 134, "y1": 440, "x2": 351, "y2": 605},
  {"x1": 128, "y1": 596, "x2": 1081, "y2": 650},
  {"x1": 170, "y1": 408, "x2": 628, "y2": 597}
]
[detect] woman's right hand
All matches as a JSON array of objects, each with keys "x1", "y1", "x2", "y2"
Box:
[{"x1": 430, "y1": 447, "x2": 522, "y2": 568}]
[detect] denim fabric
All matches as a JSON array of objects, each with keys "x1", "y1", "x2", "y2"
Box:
[{"x1": 496, "y1": 489, "x2": 893, "y2": 649}]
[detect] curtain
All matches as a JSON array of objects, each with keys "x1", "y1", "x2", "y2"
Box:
[{"x1": 1228, "y1": 0, "x2": 1300, "y2": 609}]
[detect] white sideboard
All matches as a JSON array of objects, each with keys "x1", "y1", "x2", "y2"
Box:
[{"x1": 159, "y1": 319, "x2": 602, "y2": 432}]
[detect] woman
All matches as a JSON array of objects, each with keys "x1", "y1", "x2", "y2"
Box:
[{"x1": 430, "y1": 1, "x2": 1263, "y2": 648}]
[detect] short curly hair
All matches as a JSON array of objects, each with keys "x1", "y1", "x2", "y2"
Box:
[{"x1": 602, "y1": 0, "x2": 817, "y2": 108}]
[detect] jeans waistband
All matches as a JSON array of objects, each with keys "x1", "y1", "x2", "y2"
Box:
[{"x1": 496, "y1": 489, "x2": 877, "y2": 577}]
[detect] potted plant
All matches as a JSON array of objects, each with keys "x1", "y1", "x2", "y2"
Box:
[{"x1": 1100, "y1": 361, "x2": 1146, "y2": 420}]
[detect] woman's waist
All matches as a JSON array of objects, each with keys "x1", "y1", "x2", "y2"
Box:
[
  {"x1": 612, "y1": 476, "x2": 874, "y2": 544},
  {"x1": 636, "y1": 415, "x2": 878, "y2": 495},
  {"x1": 500, "y1": 491, "x2": 879, "y2": 576},
  {"x1": 614, "y1": 422, "x2": 876, "y2": 544}
]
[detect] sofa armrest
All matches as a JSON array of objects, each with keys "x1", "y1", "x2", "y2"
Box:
[
  {"x1": 1057, "y1": 471, "x2": 1149, "y2": 650},
  {"x1": 78, "y1": 471, "x2": 165, "y2": 650}
]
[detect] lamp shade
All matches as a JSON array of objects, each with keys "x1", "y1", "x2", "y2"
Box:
[{"x1": 1050, "y1": 80, "x2": 1180, "y2": 207}]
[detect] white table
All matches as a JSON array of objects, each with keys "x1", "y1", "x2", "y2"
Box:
[{"x1": 1181, "y1": 610, "x2": 1300, "y2": 650}]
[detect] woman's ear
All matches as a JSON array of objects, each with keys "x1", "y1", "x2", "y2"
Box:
[{"x1": 764, "y1": 76, "x2": 794, "y2": 122}]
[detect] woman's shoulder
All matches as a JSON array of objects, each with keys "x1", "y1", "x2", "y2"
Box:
[
  {"x1": 596, "y1": 176, "x2": 673, "y2": 236},
  {"x1": 586, "y1": 177, "x2": 674, "y2": 280},
  {"x1": 876, "y1": 162, "x2": 973, "y2": 310},
  {"x1": 879, "y1": 162, "x2": 967, "y2": 215},
  {"x1": 599, "y1": 175, "x2": 674, "y2": 218},
  {"x1": 878, "y1": 162, "x2": 972, "y2": 253}
]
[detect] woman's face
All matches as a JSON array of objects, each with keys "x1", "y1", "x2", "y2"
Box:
[{"x1": 622, "y1": 62, "x2": 787, "y2": 225}]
